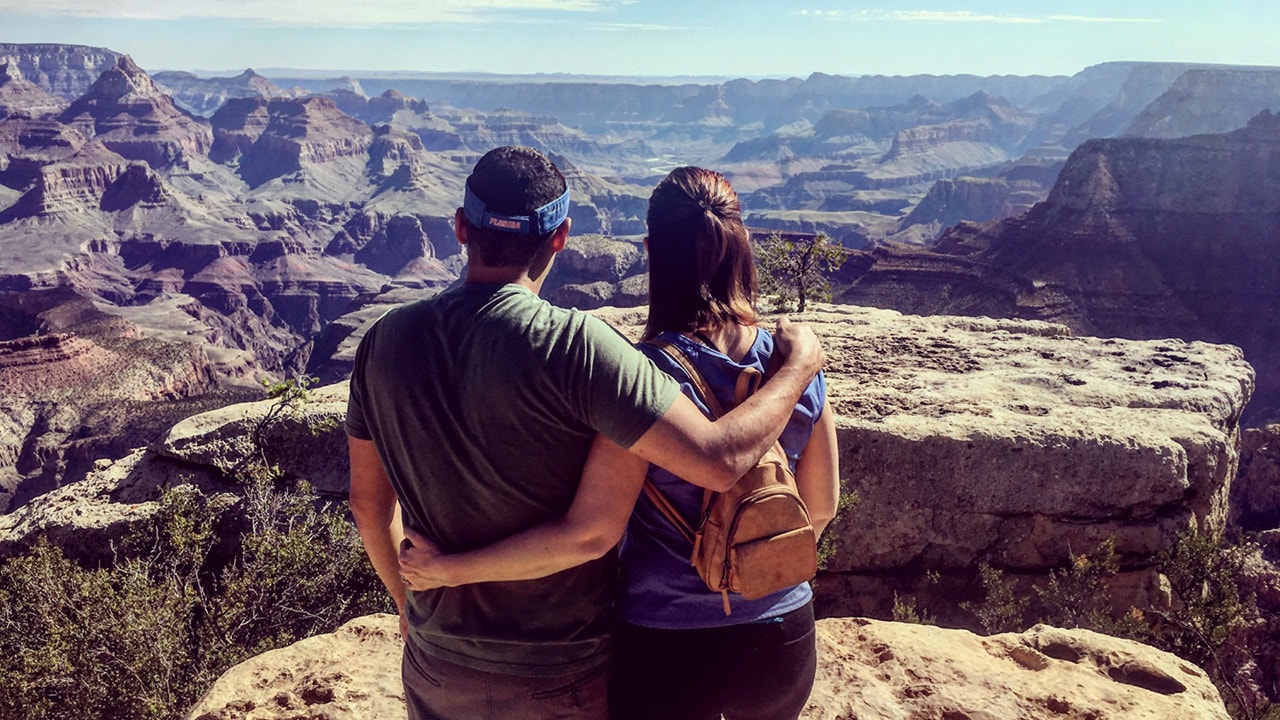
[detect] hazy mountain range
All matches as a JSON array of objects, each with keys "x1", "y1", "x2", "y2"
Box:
[{"x1": 2, "y1": 40, "x2": 1280, "y2": 510}]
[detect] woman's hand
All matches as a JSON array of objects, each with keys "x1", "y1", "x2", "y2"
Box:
[{"x1": 399, "y1": 526, "x2": 448, "y2": 591}]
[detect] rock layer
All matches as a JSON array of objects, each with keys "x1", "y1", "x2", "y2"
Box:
[{"x1": 842, "y1": 111, "x2": 1280, "y2": 424}]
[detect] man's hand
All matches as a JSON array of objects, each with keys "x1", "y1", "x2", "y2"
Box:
[
  {"x1": 399, "y1": 526, "x2": 448, "y2": 591},
  {"x1": 772, "y1": 317, "x2": 825, "y2": 379}
]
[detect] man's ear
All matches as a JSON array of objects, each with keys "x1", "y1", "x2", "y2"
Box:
[
  {"x1": 549, "y1": 217, "x2": 571, "y2": 253},
  {"x1": 642, "y1": 236, "x2": 648, "y2": 252},
  {"x1": 454, "y1": 208, "x2": 468, "y2": 245}
]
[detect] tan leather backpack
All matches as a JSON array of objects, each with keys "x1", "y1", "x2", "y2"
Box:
[{"x1": 643, "y1": 338, "x2": 818, "y2": 615}]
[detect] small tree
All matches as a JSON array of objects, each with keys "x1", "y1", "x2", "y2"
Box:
[{"x1": 754, "y1": 231, "x2": 846, "y2": 312}]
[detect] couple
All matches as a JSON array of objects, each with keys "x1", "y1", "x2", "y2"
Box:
[{"x1": 347, "y1": 146, "x2": 839, "y2": 720}]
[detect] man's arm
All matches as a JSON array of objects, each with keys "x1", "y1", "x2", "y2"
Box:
[
  {"x1": 628, "y1": 317, "x2": 825, "y2": 491},
  {"x1": 348, "y1": 436, "x2": 407, "y2": 621},
  {"x1": 399, "y1": 434, "x2": 647, "y2": 589}
]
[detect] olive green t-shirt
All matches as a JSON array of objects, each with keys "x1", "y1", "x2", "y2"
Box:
[{"x1": 346, "y1": 282, "x2": 679, "y2": 676}]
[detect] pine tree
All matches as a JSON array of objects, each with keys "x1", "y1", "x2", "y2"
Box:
[{"x1": 754, "y1": 231, "x2": 846, "y2": 312}]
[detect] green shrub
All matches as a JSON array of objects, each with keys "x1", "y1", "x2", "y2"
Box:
[
  {"x1": 0, "y1": 376, "x2": 391, "y2": 720},
  {"x1": 962, "y1": 562, "x2": 1030, "y2": 635}
]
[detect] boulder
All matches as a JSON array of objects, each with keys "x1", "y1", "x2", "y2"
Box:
[
  {"x1": 151, "y1": 380, "x2": 349, "y2": 497},
  {"x1": 797, "y1": 304, "x2": 1250, "y2": 617},
  {"x1": 186, "y1": 615, "x2": 406, "y2": 720},
  {"x1": 185, "y1": 614, "x2": 1230, "y2": 720}
]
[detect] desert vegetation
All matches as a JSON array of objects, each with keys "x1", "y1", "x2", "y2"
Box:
[{"x1": 0, "y1": 379, "x2": 391, "y2": 720}]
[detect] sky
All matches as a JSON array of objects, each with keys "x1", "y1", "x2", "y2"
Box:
[{"x1": 1, "y1": 0, "x2": 1278, "y2": 79}]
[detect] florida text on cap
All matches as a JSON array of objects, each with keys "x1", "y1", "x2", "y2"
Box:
[{"x1": 463, "y1": 183, "x2": 571, "y2": 236}]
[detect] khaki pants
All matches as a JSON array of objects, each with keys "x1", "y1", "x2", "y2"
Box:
[{"x1": 402, "y1": 638, "x2": 608, "y2": 720}]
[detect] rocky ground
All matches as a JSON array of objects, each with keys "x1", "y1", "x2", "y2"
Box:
[{"x1": 184, "y1": 614, "x2": 1230, "y2": 720}]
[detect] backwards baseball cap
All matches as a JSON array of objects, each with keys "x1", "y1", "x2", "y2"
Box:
[{"x1": 463, "y1": 181, "x2": 570, "y2": 236}]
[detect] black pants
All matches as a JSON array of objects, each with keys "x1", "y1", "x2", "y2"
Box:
[{"x1": 608, "y1": 602, "x2": 817, "y2": 720}]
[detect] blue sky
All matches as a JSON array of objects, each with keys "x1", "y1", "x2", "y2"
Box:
[{"x1": 1, "y1": 0, "x2": 1277, "y2": 78}]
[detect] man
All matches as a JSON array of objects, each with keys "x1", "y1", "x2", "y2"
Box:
[{"x1": 347, "y1": 146, "x2": 823, "y2": 719}]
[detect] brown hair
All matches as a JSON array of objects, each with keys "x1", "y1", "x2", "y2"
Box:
[{"x1": 643, "y1": 166, "x2": 758, "y2": 340}]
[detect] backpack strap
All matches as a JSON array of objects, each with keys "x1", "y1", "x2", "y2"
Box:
[
  {"x1": 641, "y1": 481, "x2": 696, "y2": 544},
  {"x1": 641, "y1": 337, "x2": 725, "y2": 545},
  {"x1": 645, "y1": 338, "x2": 725, "y2": 418}
]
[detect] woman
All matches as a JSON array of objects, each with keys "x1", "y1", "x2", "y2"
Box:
[
  {"x1": 607, "y1": 166, "x2": 838, "y2": 720},
  {"x1": 400, "y1": 167, "x2": 839, "y2": 720}
]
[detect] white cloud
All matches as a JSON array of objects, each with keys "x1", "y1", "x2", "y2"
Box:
[
  {"x1": 1047, "y1": 14, "x2": 1162, "y2": 24},
  {"x1": 591, "y1": 22, "x2": 694, "y2": 31},
  {"x1": 886, "y1": 10, "x2": 1043, "y2": 24},
  {"x1": 0, "y1": 0, "x2": 624, "y2": 25},
  {"x1": 797, "y1": 8, "x2": 1161, "y2": 25}
]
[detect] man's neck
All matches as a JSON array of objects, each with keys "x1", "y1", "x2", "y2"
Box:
[{"x1": 464, "y1": 263, "x2": 545, "y2": 294}]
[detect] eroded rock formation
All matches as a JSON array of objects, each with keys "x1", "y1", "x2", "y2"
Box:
[
  {"x1": 0, "y1": 43, "x2": 121, "y2": 100},
  {"x1": 0, "y1": 62, "x2": 67, "y2": 120},
  {"x1": 59, "y1": 55, "x2": 213, "y2": 169},
  {"x1": 154, "y1": 69, "x2": 294, "y2": 117},
  {"x1": 841, "y1": 111, "x2": 1280, "y2": 424}
]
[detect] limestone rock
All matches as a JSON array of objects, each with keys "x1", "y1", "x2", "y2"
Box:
[
  {"x1": 1236, "y1": 424, "x2": 1280, "y2": 531},
  {"x1": 804, "y1": 304, "x2": 1250, "y2": 615},
  {"x1": 185, "y1": 615, "x2": 1229, "y2": 720},
  {"x1": 804, "y1": 619, "x2": 1228, "y2": 720},
  {"x1": 152, "y1": 381, "x2": 349, "y2": 497}
]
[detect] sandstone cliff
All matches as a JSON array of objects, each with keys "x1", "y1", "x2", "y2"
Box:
[
  {"x1": 154, "y1": 69, "x2": 294, "y2": 117},
  {"x1": 1127, "y1": 67, "x2": 1280, "y2": 139},
  {"x1": 59, "y1": 55, "x2": 213, "y2": 169},
  {"x1": 0, "y1": 62, "x2": 67, "y2": 120},
  {"x1": 840, "y1": 111, "x2": 1280, "y2": 425},
  {"x1": 0, "y1": 294, "x2": 229, "y2": 511},
  {"x1": 0, "y1": 43, "x2": 121, "y2": 100}
]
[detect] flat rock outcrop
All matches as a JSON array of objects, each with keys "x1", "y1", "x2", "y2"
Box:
[
  {"x1": 599, "y1": 303, "x2": 1255, "y2": 621},
  {"x1": 184, "y1": 614, "x2": 1229, "y2": 720},
  {"x1": 0, "y1": 43, "x2": 121, "y2": 100},
  {"x1": 795, "y1": 306, "x2": 1248, "y2": 617}
]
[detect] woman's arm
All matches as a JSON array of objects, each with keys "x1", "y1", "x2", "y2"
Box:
[
  {"x1": 795, "y1": 401, "x2": 840, "y2": 537},
  {"x1": 399, "y1": 433, "x2": 648, "y2": 590}
]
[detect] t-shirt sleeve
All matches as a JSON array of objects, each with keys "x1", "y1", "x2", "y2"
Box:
[
  {"x1": 345, "y1": 322, "x2": 376, "y2": 441},
  {"x1": 565, "y1": 316, "x2": 681, "y2": 449}
]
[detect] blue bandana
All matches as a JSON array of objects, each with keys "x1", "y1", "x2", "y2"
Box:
[{"x1": 463, "y1": 184, "x2": 570, "y2": 236}]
